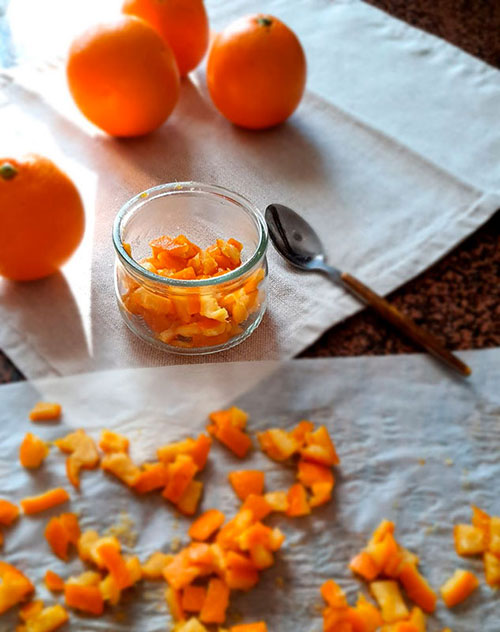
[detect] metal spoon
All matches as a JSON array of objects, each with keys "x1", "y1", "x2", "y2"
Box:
[{"x1": 265, "y1": 203, "x2": 471, "y2": 377}]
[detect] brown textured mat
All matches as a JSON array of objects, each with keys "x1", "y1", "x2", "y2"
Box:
[{"x1": 1, "y1": 0, "x2": 499, "y2": 383}]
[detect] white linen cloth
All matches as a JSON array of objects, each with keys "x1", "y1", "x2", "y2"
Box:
[
  {"x1": 0, "y1": 0, "x2": 499, "y2": 378},
  {"x1": 0, "y1": 348, "x2": 499, "y2": 630}
]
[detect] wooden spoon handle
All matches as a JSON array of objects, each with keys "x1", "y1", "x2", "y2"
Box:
[{"x1": 340, "y1": 272, "x2": 471, "y2": 377}]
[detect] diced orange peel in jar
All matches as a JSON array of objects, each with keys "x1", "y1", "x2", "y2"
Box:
[
  {"x1": 120, "y1": 235, "x2": 265, "y2": 349},
  {"x1": 0, "y1": 561, "x2": 34, "y2": 614},
  {"x1": 54, "y1": 429, "x2": 100, "y2": 488}
]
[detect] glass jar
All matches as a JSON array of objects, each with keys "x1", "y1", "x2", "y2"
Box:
[{"x1": 112, "y1": 182, "x2": 268, "y2": 355}]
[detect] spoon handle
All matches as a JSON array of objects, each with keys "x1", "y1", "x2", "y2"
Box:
[{"x1": 340, "y1": 272, "x2": 472, "y2": 377}]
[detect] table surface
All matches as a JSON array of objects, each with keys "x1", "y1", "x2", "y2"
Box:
[{"x1": 0, "y1": 0, "x2": 499, "y2": 383}]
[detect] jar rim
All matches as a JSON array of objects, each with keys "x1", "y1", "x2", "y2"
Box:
[{"x1": 112, "y1": 182, "x2": 268, "y2": 288}]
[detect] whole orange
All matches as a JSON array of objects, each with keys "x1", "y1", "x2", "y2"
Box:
[
  {"x1": 207, "y1": 14, "x2": 306, "y2": 130},
  {"x1": 122, "y1": 0, "x2": 209, "y2": 76},
  {"x1": 67, "y1": 16, "x2": 180, "y2": 137},
  {"x1": 0, "y1": 156, "x2": 85, "y2": 281}
]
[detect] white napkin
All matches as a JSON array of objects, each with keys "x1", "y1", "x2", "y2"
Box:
[{"x1": 0, "y1": 0, "x2": 499, "y2": 378}]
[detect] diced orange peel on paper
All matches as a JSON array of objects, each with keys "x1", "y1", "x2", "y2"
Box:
[
  {"x1": 2, "y1": 400, "x2": 488, "y2": 631},
  {"x1": 97, "y1": 431, "x2": 212, "y2": 516},
  {"x1": 45, "y1": 513, "x2": 81, "y2": 561},
  {"x1": 54, "y1": 429, "x2": 100, "y2": 488},
  {"x1": 29, "y1": 402, "x2": 61, "y2": 422},
  {"x1": 19, "y1": 433, "x2": 49, "y2": 469},
  {"x1": 453, "y1": 506, "x2": 500, "y2": 587},
  {"x1": 17, "y1": 601, "x2": 68, "y2": 631},
  {"x1": 256, "y1": 420, "x2": 340, "y2": 513},
  {"x1": 0, "y1": 561, "x2": 34, "y2": 614},
  {"x1": 20, "y1": 488, "x2": 70, "y2": 515},
  {"x1": 163, "y1": 501, "x2": 285, "y2": 626},
  {"x1": 208, "y1": 407, "x2": 252, "y2": 458},
  {"x1": 348, "y1": 520, "x2": 437, "y2": 617}
]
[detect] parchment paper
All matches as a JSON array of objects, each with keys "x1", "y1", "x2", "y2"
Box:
[{"x1": 1, "y1": 348, "x2": 499, "y2": 630}]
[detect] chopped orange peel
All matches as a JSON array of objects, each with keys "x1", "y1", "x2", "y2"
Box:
[
  {"x1": 0, "y1": 498, "x2": 19, "y2": 526},
  {"x1": 208, "y1": 407, "x2": 252, "y2": 458},
  {"x1": 229, "y1": 470, "x2": 265, "y2": 500},
  {"x1": 54, "y1": 429, "x2": 99, "y2": 488},
  {"x1": 101, "y1": 451, "x2": 141, "y2": 487},
  {"x1": 320, "y1": 578, "x2": 386, "y2": 632},
  {"x1": 20, "y1": 488, "x2": 69, "y2": 515},
  {"x1": 45, "y1": 512, "x2": 81, "y2": 561},
  {"x1": 189, "y1": 509, "x2": 226, "y2": 542},
  {"x1": 19, "y1": 432, "x2": 49, "y2": 469},
  {"x1": 142, "y1": 552, "x2": 174, "y2": 580},
  {"x1": 29, "y1": 402, "x2": 61, "y2": 422},
  {"x1": 453, "y1": 506, "x2": 500, "y2": 587},
  {"x1": 17, "y1": 601, "x2": 68, "y2": 632},
  {"x1": 98, "y1": 429, "x2": 129, "y2": 453},
  {"x1": 440, "y1": 569, "x2": 479, "y2": 608},
  {"x1": 163, "y1": 503, "x2": 285, "y2": 625},
  {"x1": 121, "y1": 235, "x2": 265, "y2": 349},
  {"x1": 0, "y1": 561, "x2": 34, "y2": 614},
  {"x1": 349, "y1": 520, "x2": 437, "y2": 617},
  {"x1": 45, "y1": 570, "x2": 65, "y2": 592},
  {"x1": 257, "y1": 420, "x2": 339, "y2": 513}
]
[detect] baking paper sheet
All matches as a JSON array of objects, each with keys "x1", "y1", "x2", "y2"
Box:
[{"x1": 1, "y1": 349, "x2": 499, "y2": 630}]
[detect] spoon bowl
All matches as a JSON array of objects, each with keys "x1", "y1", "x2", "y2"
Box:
[{"x1": 265, "y1": 203, "x2": 325, "y2": 268}]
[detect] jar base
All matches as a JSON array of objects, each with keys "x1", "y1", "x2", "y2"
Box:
[{"x1": 117, "y1": 301, "x2": 267, "y2": 356}]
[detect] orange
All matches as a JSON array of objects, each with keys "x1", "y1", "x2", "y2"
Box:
[
  {"x1": 207, "y1": 14, "x2": 306, "y2": 130},
  {"x1": 0, "y1": 155, "x2": 84, "y2": 282},
  {"x1": 67, "y1": 16, "x2": 180, "y2": 137},
  {"x1": 122, "y1": 0, "x2": 209, "y2": 76}
]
